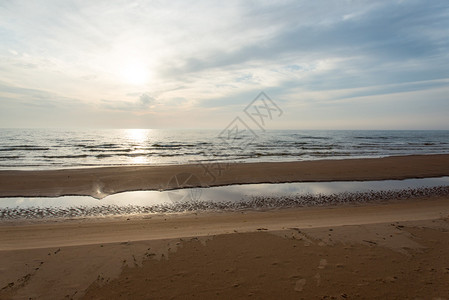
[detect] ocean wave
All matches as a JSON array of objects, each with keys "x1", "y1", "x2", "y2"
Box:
[
  {"x1": 247, "y1": 152, "x2": 306, "y2": 157},
  {"x1": 151, "y1": 143, "x2": 196, "y2": 148},
  {"x1": 299, "y1": 136, "x2": 332, "y2": 140},
  {"x1": 87, "y1": 148, "x2": 133, "y2": 152},
  {"x1": 300, "y1": 146, "x2": 334, "y2": 150},
  {"x1": 0, "y1": 156, "x2": 22, "y2": 160},
  {"x1": 354, "y1": 136, "x2": 393, "y2": 140},
  {"x1": 43, "y1": 154, "x2": 89, "y2": 159},
  {"x1": 0, "y1": 146, "x2": 49, "y2": 151},
  {"x1": 74, "y1": 143, "x2": 119, "y2": 149},
  {"x1": 1, "y1": 129, "x2": 449, "y2": 169},
  {"x1": 95, "y1": 153, "x2": 158, "y2": 159}
]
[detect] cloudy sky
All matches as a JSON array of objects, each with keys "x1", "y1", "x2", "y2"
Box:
[{"x1": 1, "y1": 0, "x2": 448, "y2": 129}]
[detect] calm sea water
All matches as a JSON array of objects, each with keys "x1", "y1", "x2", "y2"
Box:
[{"x1": 0, "y1": 129, "x2": 448, "y2": 170}]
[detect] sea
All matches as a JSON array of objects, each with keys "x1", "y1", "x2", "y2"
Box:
[{"x1": 0, "y1": 129, "x2": 449, "y2": 170}]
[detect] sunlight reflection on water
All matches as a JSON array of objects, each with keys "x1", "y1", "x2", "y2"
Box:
[{"x1": 1, "y1": 177, "x2": 449, "y2": 210}]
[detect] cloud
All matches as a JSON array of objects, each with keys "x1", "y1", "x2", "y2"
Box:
[
  {"x1": 0, "y1": 0, "x2": 448, "y2": 128},
  {"x1": 100, "y1": 93, "x2": 156, "y2": 112},
  {"x1": 0, "y1": 80, "x2": 83, "y2": 108},
  {"x1": 139, "y1": 94, "x2": 154, "y2": 106}
]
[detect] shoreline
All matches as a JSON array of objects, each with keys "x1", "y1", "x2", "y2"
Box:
[{"x1": 1, "y1": 154, "x2": 449, "y2": 199}]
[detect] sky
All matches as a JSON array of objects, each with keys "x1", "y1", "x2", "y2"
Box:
[{"x1": 0, "y1": 0, "x2": 448, "y2": 130}]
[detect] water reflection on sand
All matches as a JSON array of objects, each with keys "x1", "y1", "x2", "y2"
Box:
[{"x1": 1, "y1": 177, "x2": 448, "y2": 212}]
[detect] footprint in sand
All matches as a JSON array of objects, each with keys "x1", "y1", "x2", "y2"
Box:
[
  {"x1": 294, "y1": 278, "x2": 306, "y2": 292},
  {"x1": 318, "y1": 258, "x2": 327, "y2": 269},
  {"x1": 314, "y1": 273, "x2": 321, "y2": 286}
]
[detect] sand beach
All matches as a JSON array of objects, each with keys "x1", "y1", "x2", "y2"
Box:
[{"x1": 0, "y1": 155, "x2": 449, "y2": 298}]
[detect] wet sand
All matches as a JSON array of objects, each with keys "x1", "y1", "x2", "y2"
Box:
[
  {"x1": 1, "y1": 196, "x2": 449, "y2": 299},
  {"x1": 1, "y1": 154, "x2": 449, "y2": 199}
]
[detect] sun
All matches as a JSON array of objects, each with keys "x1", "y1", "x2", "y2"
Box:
[{"x1": 120, "y1": 62, "x2": 149, "y2": 85}]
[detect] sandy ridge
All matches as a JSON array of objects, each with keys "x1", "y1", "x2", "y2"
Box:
[{"x1": 1, "y1": 154, "x2": 449, "y2": 199}]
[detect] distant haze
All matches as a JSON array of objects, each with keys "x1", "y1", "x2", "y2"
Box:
[{"x1": 0, "y1": 1, "x2": 448, "y2": 129}]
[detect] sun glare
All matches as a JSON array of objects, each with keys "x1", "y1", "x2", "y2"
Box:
[
  {"x1": 121, "y1": 62, "x2": 149, "y2": 85},
  {"x1": 126, "y1": 129, "x2": 149, "y2": 143}
]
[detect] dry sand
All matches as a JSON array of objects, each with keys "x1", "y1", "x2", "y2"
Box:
[
  {"x1": 1, "y1": 155, "x2": 449, "y2": 299},
  {"x1": 1, "y1": 154, "x2": 449, "y2": 199}
]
